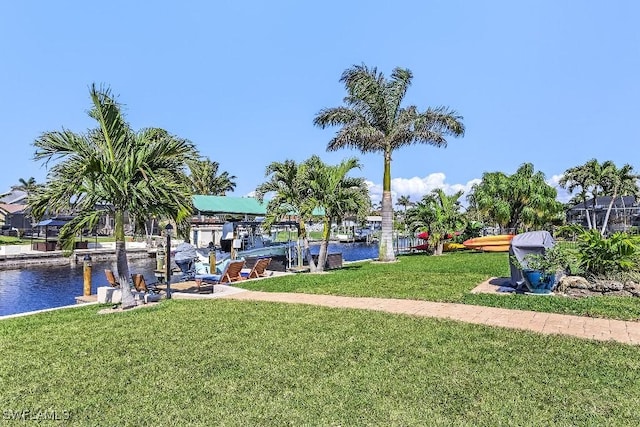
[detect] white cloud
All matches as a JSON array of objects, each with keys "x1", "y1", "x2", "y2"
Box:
[
  {"x1": 366, "y1": 173, "x2": 481, "y2": 206},
  {"x1": 547, "y1": 174, "x2": 572, "y2": 204}
]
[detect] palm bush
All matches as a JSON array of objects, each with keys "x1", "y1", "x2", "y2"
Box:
[{"x1": 576, "y1": 230, "x2": 640, "y2": 276}]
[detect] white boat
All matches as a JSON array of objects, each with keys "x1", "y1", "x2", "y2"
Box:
[{"x1": 335, "y1": 228, "x2": 373, "y2": 243}]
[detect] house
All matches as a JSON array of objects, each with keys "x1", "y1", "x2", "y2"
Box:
[
  {"x1": 0, "y1": 189, "x2": 33, "y2": 235},
  {"x1": 566, "y1": 196, "x2": 639, "y2": 232}
]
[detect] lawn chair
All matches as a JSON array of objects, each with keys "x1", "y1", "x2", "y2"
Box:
[
  {"x1": 104, "y1": 269, "x2": 120, "y2": 288},
  {"x1": 194, "y1": 259, "x2": 246, "y2": 293},
  {"x1": 131, "y1": 274, "x2": 161, "y2": 294},
  {"x1": 241, "y1": 257, "x2": 272, "y2": 279}
]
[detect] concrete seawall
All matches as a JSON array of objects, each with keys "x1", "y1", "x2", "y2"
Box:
[{"x1": 0, "y1": 242, "x2": 155, "y2": 270}]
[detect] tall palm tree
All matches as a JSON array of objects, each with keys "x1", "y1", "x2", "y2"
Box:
[
  {"x1": 314, "y1": 64, "x2": 465, "y2": 262},
  {"x1": 305, "y1": 155, "x2": 369, "y2": 271},
  {"x1": 599, "y1": 163, "x2": 640, "y2": 235},
  {"x1": 30, "y1": 84, "x2": 198, "y2": 308},
  {"x1": 255, "y1": 159, "x2": 315, "y2": 268},
  {"x1": 560, "y1": 162, "x2": 595, "y2": 229},
  {"x1": 583, "y1": 159, "x2": 614, "y2": 230},
  {"x1": 188, "y1": 157, "x2": 237, "y2": 195}
]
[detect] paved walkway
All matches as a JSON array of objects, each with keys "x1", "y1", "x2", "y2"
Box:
[{"x1": 218, "y1": 290, "x2": 640, "y2": 346}]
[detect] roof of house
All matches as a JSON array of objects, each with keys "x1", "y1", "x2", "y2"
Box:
[
  {"x1": 568, "y1": 196, "x2": 638, "y2": 210},
  {"x1": 0, "y1": 190, "x2": 27, "y2": 205},
  {"x1": 0, "y1": 203, "x2": 28, "y2": 214}
]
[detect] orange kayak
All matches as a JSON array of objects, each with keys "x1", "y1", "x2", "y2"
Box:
[{"x1": 463, "y1": 235, "x2": 514, "y2": 252}]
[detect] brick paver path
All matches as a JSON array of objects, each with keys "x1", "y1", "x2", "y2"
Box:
[{"x1": 222, "y1": 291, "x2": 640, "y2": 345}]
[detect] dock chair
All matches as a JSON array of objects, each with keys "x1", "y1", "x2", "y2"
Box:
[
  {"x1": 194, "y1": 259, "x2": 246, "y2": 293},
  {"x1": 104, "y1": 269, "x2": 120, "y2": 288},
  {"x1": 131, "y1": 274, "x2": 161, "y2": 294},
  {"x1": 241, "y1": 257, "x2": 272, "y2": 279}
]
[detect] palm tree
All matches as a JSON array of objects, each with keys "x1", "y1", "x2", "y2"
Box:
[
  {"x1": 188, "y1": 157, "x2": 237, "y2": 195},
  {"x1": 559, "y1": 163, "x2": 595, "y2": 229},
  {"x1": 396, "y1": 194, "x2": 413, "y2": 231},
  {"x1": 468, "y1": 163, "x2": 562, "y2": 233},
  {"x1": 314, "y1": 64, "x2": 465, "y2": 262},
  {"x1": 599, "y1": 163, "x2": 640, "y2": 235},
  {"x1": 582, "y1": 159, "x2": 613, "y2": 230},
  {"x1": 12, "y1": 177, "x2": 41, "y2": 195},
  {"x1": 305, "y1": 155, "x2": 369, "y2": 271},
  {"x1": 405, "y1": 189, "x2": 465, "y2": 255},
  {"x1": 255, "y1": 159, "x2": 315, "y2": 268},
  {"x1": 30, "y1": 84, "x2": 198, "y2": 308}
]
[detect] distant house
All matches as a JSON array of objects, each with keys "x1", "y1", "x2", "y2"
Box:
[
  {"x1": 0, "y1": 189, "x2": 27, "y2": 205},
  {"x1": 0, "y1": 189, "x2": 33, "y2": 234},
  {"x1": 0, "y1": 203, "x2": 29, "y2": 235},
  {"x1": 566, "y1": 196, "x2": 640, "y2": 232}
]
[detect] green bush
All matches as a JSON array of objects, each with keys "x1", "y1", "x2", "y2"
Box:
[{"x1": 576, "y1": 230, "x2": 640, "y2": 275}]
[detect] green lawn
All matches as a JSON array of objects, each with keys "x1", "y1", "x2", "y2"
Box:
[
  {"x1": 1, "y1": 300, "x2": 639, "y2": 426},
  {"x1": 237, "y1": 251, "x2": 640, "y2": 321}
]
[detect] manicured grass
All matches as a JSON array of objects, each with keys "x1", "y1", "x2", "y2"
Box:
[
  {"x1": 1, "y1": 300, "x2": 639, "y2": 426},
  {"x1": 0, "y1": 236, "x2": 31, "y2": 245},
  {"x1": 238, "y1": 251, "x2": 640, "y2": 320}
]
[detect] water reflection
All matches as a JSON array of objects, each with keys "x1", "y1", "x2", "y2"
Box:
[
  {"x1": 0, "y1": 242, "x2": 382, "y2": 317},
  {"x1": 0, "y1": 258, "x2": 157, "y2": 317}
]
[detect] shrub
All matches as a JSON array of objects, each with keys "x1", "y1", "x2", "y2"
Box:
[
  {"x1": 576, "y1": 230, "x2": 640, "y2": 276},
  {"x1": 511, "y1": 244, "x2": 576, "y2": 275}
]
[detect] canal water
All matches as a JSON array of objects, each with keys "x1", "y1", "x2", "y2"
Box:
[{"x1": 0, "y1": 242, "x2": 381, "y2": 317}]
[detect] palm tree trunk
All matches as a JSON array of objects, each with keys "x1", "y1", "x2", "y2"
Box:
[
  {"x1": 591, "y1": 194, "x2": 599, "y2": 230},
  {"x1": 303, "y1": 236, "x2": 316, "y2": 272},
  {"x1": 297, "y1": 220, "x2": 307, "y2": 268},
  {"x1": 316, "y1": 217, "x2": 331, "y2": 272},
  {"x1": 600, "y1": 187, "x2": 618, "y2": 236},
  {"x1": 580, "y1": 193, "x2": 593, "y2": 230},
  {"x1": 379, "y1": 151, "x2": 396, "y2": 262},
  {"x1": 115, "y1": 209, "x2": 135, "y2": 308}
]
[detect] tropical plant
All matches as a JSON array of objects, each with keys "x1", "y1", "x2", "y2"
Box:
[
  {"x1": 560, "y1": 161, "x2": 597, "y2": 229},
  {"x1": 396, "y1": 194, "x2": 412, "y2": 217},
  {"x1": 599, "y1": 163, "x2": 639, "y2": 235},
  {"x1": 406, "y1": 189, "x2": 465, "y2": 255},
  {"x1": 305, "y1": 155, "x2": 369, "y2": 271},
  {"x1": 255, "y1": 159, "x2": 315, "y2": 268},
  {"x1": 187, "y1": 157, "x2": 237, "y2": 195},
  {"x1": 30, "y1": 84, "x2": 198, "y2": 308},
  {"x1": 314, "y1": 64, "x2": 465, "y2": 262},
  {"x1": 467, "y1": 163, "x2": 563, "y2": 232},
  {"x1": 12, "y1": 177, "x2": 42, "y2": 195},
  {"x1": 575, "y1": 230, "x2": 640, "y2": 276},
  {"x1": 512, "y1": 245, "x2": 574, "y2": 276},
  {"x1": 561, "y1": 159, "x2": 640, "y2": 234}
]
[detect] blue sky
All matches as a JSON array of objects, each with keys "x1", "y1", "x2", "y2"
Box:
[{"x1": 1, "y1": 1, "x2": 638, "y2": 206}]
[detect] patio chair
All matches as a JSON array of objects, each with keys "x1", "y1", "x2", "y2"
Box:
[
  {"x1": 104, "y1": 269, "x2": 120, "y2": 288},
  {"x1": 194, "y1": 259, "x2": 246, "y2": 293},
  {"x1": 131, "y1": 274, "x2": 161, "y2": 294},
  {"x1": 241, "y1": 257, "x2": 272, "y2": 279}
]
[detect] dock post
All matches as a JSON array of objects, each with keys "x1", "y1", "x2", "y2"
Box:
[
  {"x1": 164, "y1": 224, "x2": 173, "y2": 299},
  {"x1": 156, "y1": 243, "x2": 165, "y2": 271},
  {"x1": 209, "y1": 249, "x2": 216, "y2": 274},
  {"x1": 83, "y1": 254, "x2": 92, "y2": 296}
]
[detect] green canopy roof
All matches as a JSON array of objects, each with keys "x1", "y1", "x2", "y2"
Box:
[
  {"x1": 192, "y1": 195, "x2": 325, "y2": 217},
  {"x1": 192, "y1": 195, "x2": 267, "y2": 215}
]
